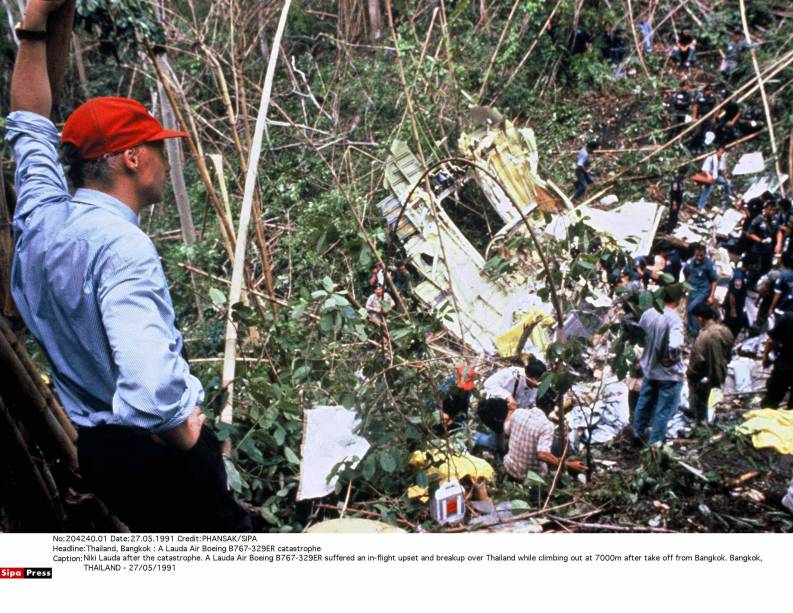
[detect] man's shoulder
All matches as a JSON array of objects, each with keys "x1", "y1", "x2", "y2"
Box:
[
  {"x1": 663, "y1": 307, "x2": 682, "y2": 324},
  {"x1": 639, "y1": 307, "x2": 659, "y2": 325},
  {"x1": 86, "y1": 219, "x2": 159, "y2": 273}
]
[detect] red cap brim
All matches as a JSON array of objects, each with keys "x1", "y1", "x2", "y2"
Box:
[{"x1": 145, "y1": 128, "x2": 189, "y2": 143}]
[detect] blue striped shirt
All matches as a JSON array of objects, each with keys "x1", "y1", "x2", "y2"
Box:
[{"x1": 5, "y1": 110, "x2": 203, "y2": 432}]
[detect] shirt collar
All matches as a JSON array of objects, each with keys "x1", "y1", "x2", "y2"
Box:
[{"x1": 71, "y1": 188, "x2": 140, "y2": 227}]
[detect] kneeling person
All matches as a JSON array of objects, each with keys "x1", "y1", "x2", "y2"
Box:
[{"x1": 503, "y1": 392, "x2": 585, "y2": 480}]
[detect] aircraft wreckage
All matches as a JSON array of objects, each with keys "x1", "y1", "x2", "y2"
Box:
[{"x1": 377, "y1": 107, "x2": 665, "y2": 356}]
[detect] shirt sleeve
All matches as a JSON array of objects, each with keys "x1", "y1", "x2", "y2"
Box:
[
  {"x1": 4, "y1": 111, "x2": 70, "y2": 234},
  {"x1": 537, "y1": 422, "x2": 554, "y2": 455},
  {"x1": 483, "y1": 369, "x2": 513, "y2": 399},
  {"x1": 97, "y1": 239, "x2": 203, "y2": 432}
]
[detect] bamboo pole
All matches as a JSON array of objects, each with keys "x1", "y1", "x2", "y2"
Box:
[
  {"x1": 0, "y1": 318, "x2": 77, "y2": 442},
  {"x1": 739, "y1": 0, "x2": 785, "y2": 193},
  {"x1": 493, "y1": 0, "x2": 564, "y2": 105},
  {"x1": 0, "y1": 325, "x2": 78, "y2": 469},
  {"x1": 147, "y1": 47, "x2": 238, "y2": 261},
  {"x1": 789, "y1": 128, "x2": 793, "y2": 182},
  {"x1": 220, "y1": 0, "x2": 291, "y2": 428},
  {"x1": 627, "y1": 0, "x2": 650, "y2": 78},
  {"x1": 476, "y1": 0, "x2": 522, "y2": 103},
  {"x1": 0, "y1": 397, "x2": 67, "y2": 530}
]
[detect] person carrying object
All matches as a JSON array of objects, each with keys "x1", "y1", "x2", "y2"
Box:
[{"x1": 696, "y1": 147, "x2": 732, "y2": 211}]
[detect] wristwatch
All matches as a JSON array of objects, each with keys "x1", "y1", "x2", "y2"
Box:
[{"x1": 14, "y1": 23, "x2": 47, "y2": 41}]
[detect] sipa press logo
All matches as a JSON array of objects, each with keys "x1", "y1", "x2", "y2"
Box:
[{"x1": 0, "y1": 567, "x2": 53, "y2": 579}]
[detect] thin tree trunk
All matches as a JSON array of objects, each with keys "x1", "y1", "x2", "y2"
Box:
[
  {"x1": 789, "y1": 128, "x2": 793, "y2": 183},
  {"x1": 71, "y1": 33, "x2": 89, "y2": 99},
  {"x1": 155, "y1": 70, "x2": 196, "y2": 246},
  {"x1": 0, "y1": 172, "x2": 18, "y2": 321},
  {"x1": 367, "y1": 0, "x2": 383, "y2": 41},
  {"x1": 258, "y1": 1, "x2": 270, "y2": 60},
  {"x1": 45, "y1": 0, "x2": 76, "y2": 111},
  {"x1": 476, "y1": 0, "x2": 522, "y2": 102},
  {"x1": 627, "y1": 0, "x2": 650, "y2": 78}
]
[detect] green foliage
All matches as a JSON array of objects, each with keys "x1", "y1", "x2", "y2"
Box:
[{"x1": 76, "y1": 0, "x2": 165, "y2": 51}]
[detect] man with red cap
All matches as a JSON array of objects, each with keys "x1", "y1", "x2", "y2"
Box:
[{"x1": 5, "y1": 0, "x2": 250, "y2": 531}]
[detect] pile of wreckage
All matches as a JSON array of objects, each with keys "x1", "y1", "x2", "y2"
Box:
[{"x1": 294, "y1": 107, "x2": 787, "y2": 531}]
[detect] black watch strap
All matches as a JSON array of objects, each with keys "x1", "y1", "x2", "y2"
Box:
[{"x1": 15, "y1": 23, "x2": 47, "y2": 41}]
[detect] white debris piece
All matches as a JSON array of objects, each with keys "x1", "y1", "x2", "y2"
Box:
[
  {"x1": 297, "y1": 405, "x2": 370, "y2": 501},
  {"x1": 599, "y1": 194, "x2": 619, "y2": 206},
  {"x1": 725, "y1": 357, "x2": 757, "y2": 394},
  {"x1": 554, "y1": 201, "x2": 665, "y2": 257},
  {"x1": 672, "y1": 223, "x2": 706, "y2": 244},
  {"x1": 731, "y1": 152, "x2": 765, "y2": 176},
  {"x1": 713, "y1": 207, "x2": 744, "y2": 237},
  {"x1": 742, "y1": 174, "x2": 789, "y2": 202}
]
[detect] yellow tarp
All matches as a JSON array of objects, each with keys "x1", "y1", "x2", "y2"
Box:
[
  {"x1": 494, "y1": 309, "x2": 554, "y2": 357},
  {"x1": 407, "y1": 448, "x2": 495, "y2": 501},
  {"x1": 736, "y1": 409, "x2": 793, "y2": 454}
]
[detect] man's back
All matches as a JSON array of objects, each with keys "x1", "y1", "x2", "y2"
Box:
[
  {"x1": 639, "y1": 306, "x2": 684, "y2": 381},
  {"x1": 689, "y1": 323, "x2": 734, "y2": 385},
  {"x1": 7, "y1": 111, "x2": 202, "y2": 433}
]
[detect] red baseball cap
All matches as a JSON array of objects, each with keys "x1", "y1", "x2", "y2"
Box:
[{"x1": 61, "y1": 97, "x2": 187, "y2": 160}]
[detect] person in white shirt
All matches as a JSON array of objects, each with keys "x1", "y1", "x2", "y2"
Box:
[
  {"x1": 474, "y1": 356, "x2": 546, "y2": 451},
  {"x1": 696, "y1": 147, "x2": 732, "y2": 210},
  {"x1": 365, "y1": 285, "x2": 394, "y2": 325}
]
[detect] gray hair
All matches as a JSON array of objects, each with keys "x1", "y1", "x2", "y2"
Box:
[{"x1": 60, "y1": 143, "x2": 120, "y2": 189}]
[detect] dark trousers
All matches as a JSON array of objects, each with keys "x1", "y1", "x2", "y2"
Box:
[
  {"x1": 723, "y1": 311, "x2": 747, "y2": 339},
  {"x1": 666, "y1": 203, "x2": 680, "y2": 232},
  {"x1": 763, "y1": 367, "x2": 793, "y2": 409},
  {"x1": 78, "y1": 424, "x2": 252, "y2": 532},
  {"x1": 573, "y1": 168, "x2": 593, "y2": 199},
  {"x1": 688, "y1": 378, "x2": 712, "y2": 422}
]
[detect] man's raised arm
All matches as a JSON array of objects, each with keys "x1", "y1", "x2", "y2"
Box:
[{"x1": 11, "y1": 0, "x2": 74, "y2": 117}]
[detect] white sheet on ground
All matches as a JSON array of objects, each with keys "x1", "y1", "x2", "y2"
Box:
[{"x1": 298, "y1": 405, "x2": 370, "y2": 500}]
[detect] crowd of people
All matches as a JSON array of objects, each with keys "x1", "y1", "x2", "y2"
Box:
[{"x1": 419, "y1": 18, "x2": 793, "y2": 514}]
